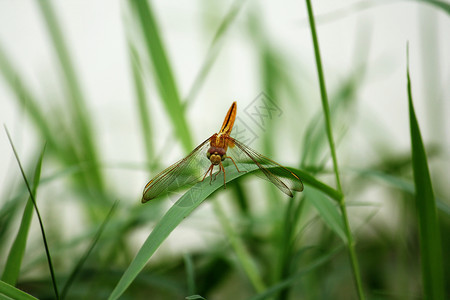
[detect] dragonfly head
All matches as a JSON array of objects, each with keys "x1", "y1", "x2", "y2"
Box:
[{"x1": 207, "y1": 146, "x2": 226, "y2": 165}]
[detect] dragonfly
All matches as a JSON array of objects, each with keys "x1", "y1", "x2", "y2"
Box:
[{"x1": 142, "y1": 102, "x2": 303, "y2": 202}]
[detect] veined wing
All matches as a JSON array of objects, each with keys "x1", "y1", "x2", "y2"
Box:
[
  {"x1": 228, "y1": 138, "x2": 304, "y2": 197},
  {"x1": 142, "y1": 137, "x2": 212, "y2": 202}
]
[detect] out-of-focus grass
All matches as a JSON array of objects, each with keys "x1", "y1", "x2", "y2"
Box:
[{"x1": 1, "y1": 1, "x2": 449, "y2": 300}]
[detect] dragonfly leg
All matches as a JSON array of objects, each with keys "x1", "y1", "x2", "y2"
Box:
[
  {"x1": 221, "y1": 162, "x2": 226, "y2": 189},
  {"x1": 213, "y1": 167, "x2": 222, "y2": 182},
  {"x1": 226, "y1": 156, "x2": 246, "y2": 173},
  {"x1": 201, "y1": 164, "x2": 214, "y2": 183}
]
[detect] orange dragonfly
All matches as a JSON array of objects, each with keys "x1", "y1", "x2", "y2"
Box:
[{"x1": 142, "y1": 102, "x2": 303, "y2": 202}]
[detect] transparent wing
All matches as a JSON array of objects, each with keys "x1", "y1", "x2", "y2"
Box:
[
  {"x1": 227, "y1": 137, "x2": 304, "y2": 197},
  {"x1": 142, "y1": 137, "x2": 213, "y2": 202}
]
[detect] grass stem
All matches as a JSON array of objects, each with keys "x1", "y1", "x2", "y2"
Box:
[{"x1": 304, "y1": 0, "x2": 365, "y2": 298}]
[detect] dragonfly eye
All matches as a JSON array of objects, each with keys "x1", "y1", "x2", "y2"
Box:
[
  {"x1": 221, "y1": 155, "x2": 226, "y2": 161},
  {"x1": 207, "y1": 152, "x2": 211, "y2": 159}
]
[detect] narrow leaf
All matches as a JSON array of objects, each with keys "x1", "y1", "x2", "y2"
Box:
[
  {"x1": 5, "y1": 128, "x2": 59, "y2": 299},
  {"x1": 1, "y1": 148, "x2": 45, "y2": 285},
  {"x1": 305, "y1": 188, "x2": 347, "y2": 242},
  {"x1": 0, "y1": 280, "x2": 38, "y2": 300},
  {"x1": 407, "y1": 48, "x2": 444, "y2": 299}
]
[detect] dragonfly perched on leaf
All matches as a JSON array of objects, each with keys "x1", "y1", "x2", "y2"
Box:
[{"x1": 142, "y1": 102, "x2": 303, "y2": 202}]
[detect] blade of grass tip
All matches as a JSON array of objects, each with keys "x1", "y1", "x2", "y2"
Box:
[
  {"x1": 60, "y1": 200, "x2": 119, "y2": 300},
  {"x1": 130, "y1": 0, "x2": 193, "y2": 152},
  {"x1": 406, "y1": 46, "x2": 444, "y2": 299},
  {"x1": 184, "y1": 0, "x2": 248, "y2": 108},
  {"x1": 4, "y1": 127, "x2": 59, "y2": 300},
  {"x1": 1, "y1": 148, "x2": 45, "y2": 285},
  {"x1": 304, "y1": 1, "x2": 364, "y2": 299},
  {"x1": 0, "y1": 280, "x2": 38, "y2": 300},
  {"x1": 212, "y1": 200, "x2": 266, "y2": 293},
  {"x1": 36, "y1": 1, "x2": 104, "y2": 190}
]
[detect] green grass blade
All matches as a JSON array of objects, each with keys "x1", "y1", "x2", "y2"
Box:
[
  {"x1": 60, "y1": 201, "x2": 118, "y2": 300},
  {"x1": 304, "y1": 0, "x2": 364, "y2": 298},
  {"x1": 5, "y1": 128, "x2": 59, "y2": 300},
  {"x1": 305, "y1": 189, "x2": 346, "y2": 242},
  {"x1": 0, "y1": 280, "x2": 38, "y2": 300},
  {"x1": 286, "y1": 167, "x2": 341, "y2": 201},
  {"x1": 1, "y1": 148, "x2": 45, "y2": 285},
  {"x1": 130, "y1": 0, "x2": 193, "y2": 152},
  {"x1": 407, "y1": 49, "x2": 444, "y2": 299}
]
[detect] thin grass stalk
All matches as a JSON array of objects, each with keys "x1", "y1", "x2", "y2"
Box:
[
  {"x1": 304, "y1": 0, "x2": 364, "y2": 298},
  {"x1": 5, "y1": 128, "x2": 59, "y2": 300}
]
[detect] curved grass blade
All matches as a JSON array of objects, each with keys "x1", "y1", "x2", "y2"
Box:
[
  {"x1": 109, "y1": 164, "x2": 336, "y2": 299},
  {"x1": 0, "y1": 280, "x2": 38, "y2": 300},
  {"x1": 304, "y1": 188, "x2": 346, "y2": 243},
  {"x1": 407, "y1": 48, "x2": 444, "y2": 299},
  {"x1": 5, "y1": 127, "x2": 59, "y2": 300},
  {"x1": 1, "y1": 148, "x2": 45, "y2": 285}
]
